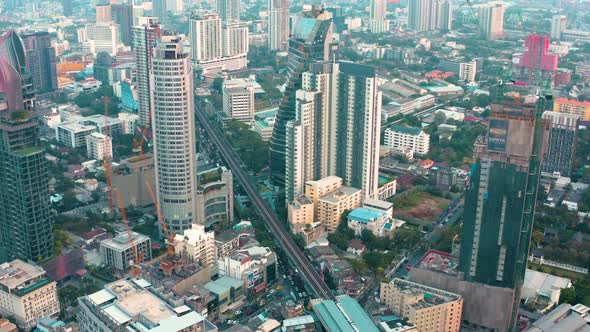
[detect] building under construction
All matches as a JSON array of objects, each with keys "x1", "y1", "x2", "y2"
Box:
[{"x1": 409, "y1": 92, "x2": 551, "y2": 332}]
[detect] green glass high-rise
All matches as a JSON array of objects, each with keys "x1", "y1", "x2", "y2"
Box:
[
  {"x1": 458, "y1": 95, "x2": 548, "y2": 330},
  {"x1": 0, "y1": 118, "x2": 53, "y2": 262}
]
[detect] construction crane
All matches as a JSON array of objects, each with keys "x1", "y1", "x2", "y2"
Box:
[
  {"x1": 114, "y1": 188, "x2": 141, "y2": 277},
  {"x1": 145, "y1": 181, "x2": 183, "y2": 276},
  {"x1": 103, "y1": 96, "x2": 113, "y2": 214},
  {"x1": 146, "y1": 181, "x2": 175, "y2": 258}
]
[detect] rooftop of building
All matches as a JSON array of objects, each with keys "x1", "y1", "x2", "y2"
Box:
[
  {"x1": 84, "y1": 278, "x2": 215, "y2": 331},
  {"x1": 282, "y1": 315, "x2": 315, "y2": 327},
  {"x1": 389, "y1": 278, "x2": 462, "y2": 309},
  {"x1": 292, "y1": 195, "x2": 313, "y2": 207},
  {"x1": 554, "y1": 97, "x2": 590, "y2": 107},
  {"x1": 204, "y1": 276, "x2": 244, "y2": 295},
  {"x1": 363, "y1": 198, "x2": 394, "y2": 210},
  {"x1": 347, "y1": 207, "x2": 386, "y2": 223},
  {"x1": 174, "y1": 224, "x2": 214, "y2": 246},
  {"x1": 81, "y1": 114, "x2": 122, "y2": 126},
  {"x1": 56, "y1": 121, "x2": 96, "y2": 132},
  {"x1": 0, "y1": 260, "x2": 48, "y2": 291},
  {"x1": 100, "y1": 231, "x2": 149, "y2": 251},
  {"x1": 319, "y1": 186, "x2": 360, "y2": 204},
  {"x1": 388, "y1": 125, "x2": 423, "y2": 136},
  {"x1": 530, "y1": 303, "x2": 590, "y2": 332},
  {"x1": 379, "y1": 316, "x2": 416, "y2": 332},
  {"x1": 306, "y1": 175, "x2": 343, "y2": 187},
  {"x1": 524, "y1": 269, "x2": 572, "y2": 298},
  {"x1": 415, "y1": 249, "x2": 459, "y2": 275},
  {"x1": 311, "y1": 296, "x2": 380, "y2": 332}
]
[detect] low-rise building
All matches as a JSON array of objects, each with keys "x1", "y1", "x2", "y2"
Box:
[
  {"x1": 317, "y1": 186, "x2": 362, "y2": 232},
  {"x1": 80, "y1": 114, "x2": 123, "y2": 137},
  {"x1": 347, "y1": 207, "x2": 405, "y2": 238},
  {"x1": 524, "y1": 303, "x2": 590, "y2": 331},
  {"x1": 522, "y1": 269, "x2": 572, "y2": 313},
  {"x1": 553, "y1": 97, "x2": 590, "y2": 121},
  {"x1": 311, "y1": 296, "x2": 380, "y2": 332},
  {"x1": 77, "y1": 277, "x2": 217, "y2": 332},
  {"x1": 380, "y1": 278, "x2": 463, "y2": 332},
  {"x1": 118, "y1": 112, "x2": 139, "y2": 134},
  {"x1": 222, "y1": 79, "x2": 255, "y2": 124},
  {"x1": 0, "y1": 260, "x2": 60, "y2": 330},
  {"x1": 288, "y1": 195, "x2": 314, "y2": 233},
  {"x1": 55, "y1": 122, "x2": 96, "y2": 148},
  {"x1": 384, "y1": 125, "x2": 430, "y2": 156},
  {"x1": 99, "y1": 232, "x2": 152, "y2": 272},
  {"x1": 281, "y1": 315, "x2": 316, "y2": 332},
  {"x1": 111, "y1": 155, "x2": 156, "y2": 207},
  {"x1": 253, "y1": 117, "x2": 274, "y2": 141},
  {"x1": 174, "y1": 224, "x2": 217, "y2": 268},
  {"x1": 86, "y1": 132, "x2": 112, "y2": 160},
  {"x1": 378, "y1": 177, "x2": 397, "y2": 200},
  {"x1": 217, "y1": 246, "x2": 277, "y2": 294},
  {"x1": 203, "y1": 276, "x2": 245, "y2": 313}
]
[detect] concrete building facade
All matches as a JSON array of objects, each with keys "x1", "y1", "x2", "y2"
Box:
[
  {"x1": 99, "y1": 232, "x2": 152, "y2": 272},
  {"x1": 541, "y1": 111, "x2": 578, "y2": 177},
  {"x1": 380, "y1": 278, "x2": 463, "y2": 332},
  {"x1": 150, "y1": 35, "x2": 198, "y2": 234},
  {"x1": 133, "y1": 18, "x2": 161, "y2": 127},
  {"x1": 267, "y1": 0, "x2": 290, "y2": 51},
  {"x1": 0, "y1": 260, "x2": 59, "y2": 330},
  {"x1": 478, "y1": 4, "x2": 505, "y2": 40},
  {"x1": 174, "y1": 224, "x2": 217, "y2": 267},
  {"x1": 384, "y1": 125, "x2": 430, "y2": 155},
  {"x1": 317, "y1": 186, "x2": 362, "y2": 232},
  {"x1": 86, "y1": 132, "x2": 112, "y2": 161}
]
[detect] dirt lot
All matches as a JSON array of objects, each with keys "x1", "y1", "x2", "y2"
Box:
[{"x1": 393, "y1": 191, "x2": 450, "y2": 223}]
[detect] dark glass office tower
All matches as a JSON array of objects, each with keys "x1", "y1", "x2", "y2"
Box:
[
  {"x1": 458, "y1": 94, "x2": 549, "y2": 330},
  {"x1": 21, "y1": 32, "x2": 58, "y2": 94},
  {"x1": 269, "y1": 5, "x2": 333, "y2": 188}
]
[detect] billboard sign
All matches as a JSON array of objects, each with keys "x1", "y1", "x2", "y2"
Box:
[{"x1": 488, "y1": 119, "x2": 508, "y2": 152}]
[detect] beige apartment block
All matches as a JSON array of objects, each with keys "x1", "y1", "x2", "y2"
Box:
[
  {"x1": 317, "y1": 186, "x2": 362, "y2": 232},
  {"x1": 381, "y1": 278, "x2": 463, "y2": 332}
]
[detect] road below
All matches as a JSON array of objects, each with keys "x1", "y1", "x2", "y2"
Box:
[{"x1": 195, "y1": 107, "x2": 334, "y2": 301}]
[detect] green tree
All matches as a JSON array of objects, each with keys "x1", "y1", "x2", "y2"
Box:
[
  {"x1": 212, "y1": 77, "x2": 223, "y2": 93},
  {"x1": 74, "y1": 93, "x2": 93, "y2": 108}
]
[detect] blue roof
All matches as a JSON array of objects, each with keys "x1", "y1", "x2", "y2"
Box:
[
  {"x1": 337, "y1": 296, "x2": 380, "y2": 332},
  {"x1": 347, "y1": 207, "x2": 385, "y2": 224},
  {"x1": 312, "y1": 300, "x2": 355, "y2": 332}
]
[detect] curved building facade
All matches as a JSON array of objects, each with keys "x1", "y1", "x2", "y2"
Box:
[
  {"x1": 269, "y1": 6, "x2": 333, "y2": 187},
  {"x1": 150, "y1": 35, "x2": 198, "y2": 234}
]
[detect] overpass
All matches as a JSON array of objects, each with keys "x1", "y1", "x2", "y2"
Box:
[{"x1": 195, "y1": 108, "x2": 334, "y2": 300}]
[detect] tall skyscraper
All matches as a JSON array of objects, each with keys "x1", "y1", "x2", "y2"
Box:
[
  {"x1": 268, "y1": 0, "x2": 290, "y2": 51},
  {"x1": 21, "y1": 32, "x2": 58, "y2": 94},
  {"x1": 370, "y1": 0, "x2": 389, "y2": 33},
  {"x1": 189, "y1": 12, "x2": 222, "y2": 66},
  {"x1": 152, "y1": 0, "x2": 167, "y2": 23},
  {"x1": 150, "y1": 35, "x2": 198, "y2": 234},
  {"x1": 541, "y1": 111, "x2": 578, "y2": 177},
  {"x1": 222, "y1": 21, "x2": 249, "y2": 57},
  {"x1": 333, "y1": 62, "x2": 381, "y2": 199},
  {"x1": 133, "y1": 17, "x2": 161, "y2": 127},
  {"x1": 96, "y1": 3, "x2": 112, "y2": 23},
  {"x1": 512, "y1": 32, "x2": 558, "y2": 88},
  {"x1": 0, "y1": 30, "x2": 35, "y2": 112},
  {"x1": 112, "y1": 3, "x2": 134, "y2": 46},
  {"x1": 270, "y1": 6, "x2": 333, "y2": 188},
  {"x1": 478, "y1": 4, "x2": 504, "y2": 40},
  {"x1": 0, "y1": 35, "x2": 53, "y2": 263},
  {"x1": 551, "y1": 15, "x2": 567, "y2": 40},
  {"x1": 216, "y1": 0, "x2": 240, "y2": 21},
  {"x1": 189, "y1": 12, "x2": 248, "y2": 73},
  {"x1": 408, "y1": 0, "x2": 452, "y2": 32},
  {"x1": 62, "y1": 0, "x2": 73, "y2": 16},
  {"x1": 285, "y1": 61, "x2": 382, "y2": 201},
  {"x1": 458, "y1": 95, "x2": 549, "y2": 330}
]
